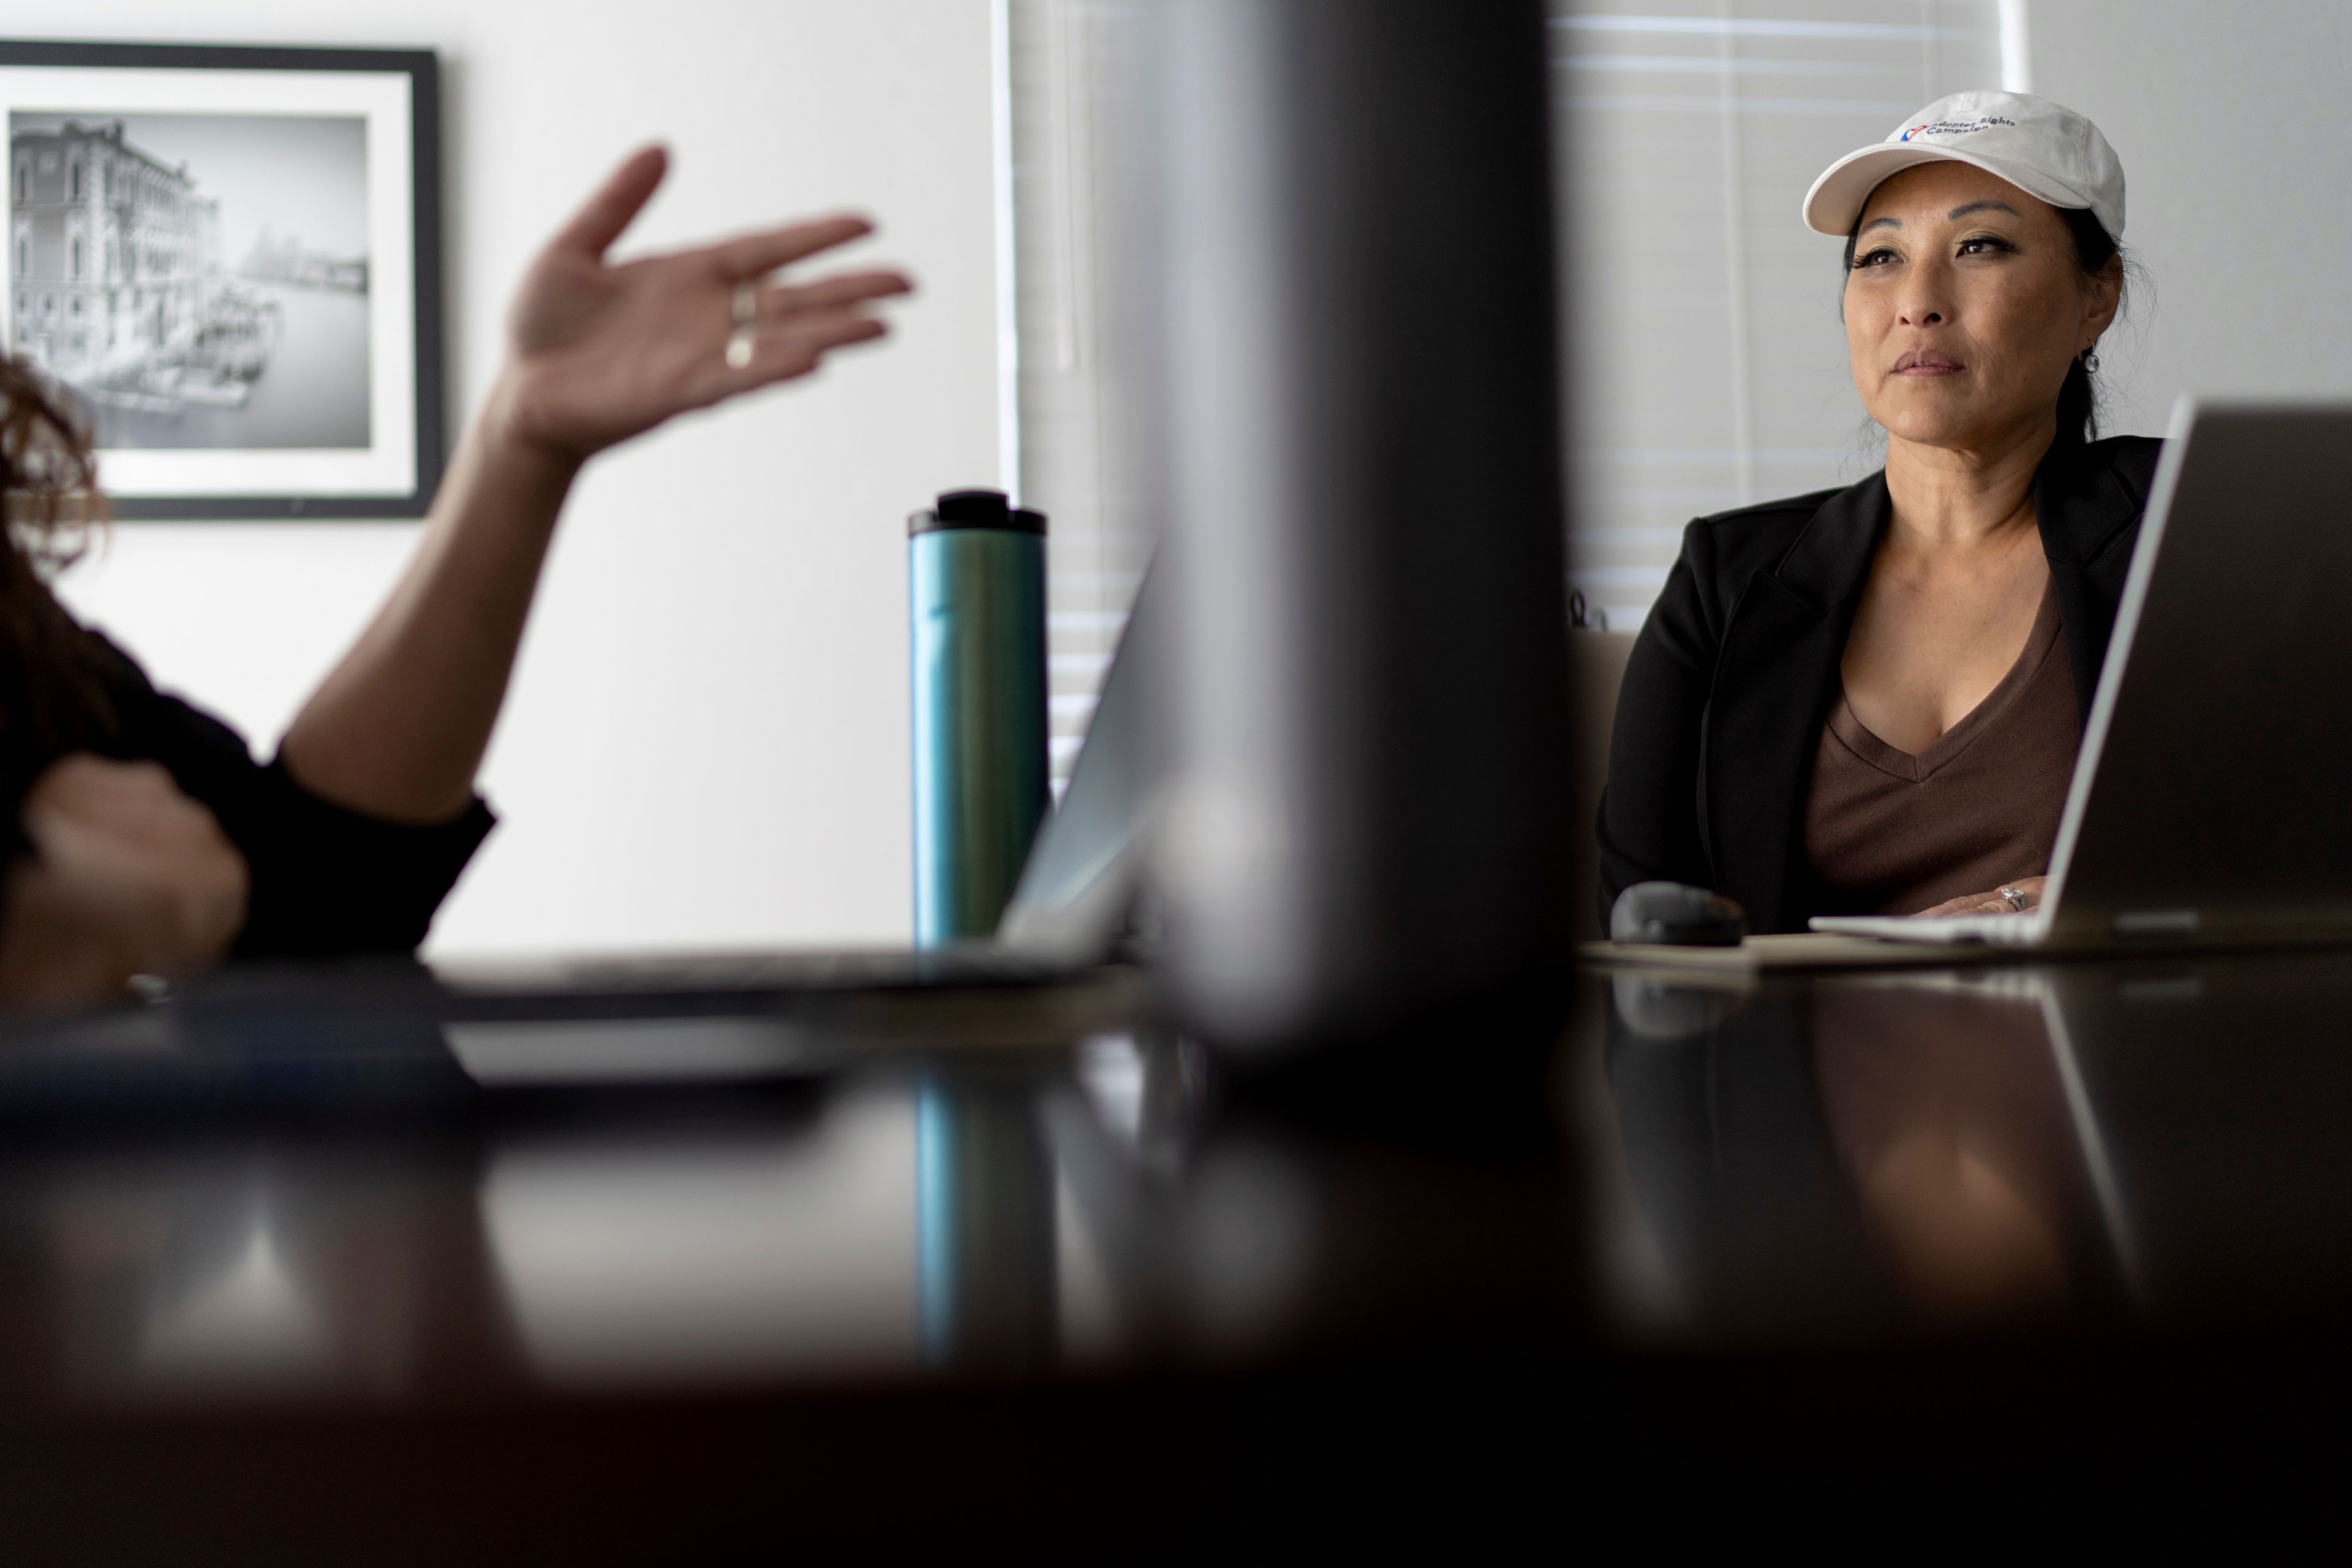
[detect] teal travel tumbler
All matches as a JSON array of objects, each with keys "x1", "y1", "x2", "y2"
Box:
[{"x1": 909, "y1": 489, "x2": 1049, "y2": 948}]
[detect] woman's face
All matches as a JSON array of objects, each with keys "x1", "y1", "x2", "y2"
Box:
[{"x1": 1843, "y1": 160, "x2": 2119, "y2": 451}]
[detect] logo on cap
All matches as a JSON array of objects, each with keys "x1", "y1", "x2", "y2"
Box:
[{"x1": 1899, "y1": 115, "x2": 2017, "y2": 143}]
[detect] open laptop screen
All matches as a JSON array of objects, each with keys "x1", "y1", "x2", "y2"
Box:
[{"x1": 995, "y1": 565, "x2": 1161, "y2": 962}]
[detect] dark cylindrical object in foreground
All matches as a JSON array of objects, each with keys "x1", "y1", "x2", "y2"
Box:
[
  {"x1": 910, "y1": 489, "x2": 1049, "y2": 948},
  {"x1": 1149, "y1": 0, "x2": 1574, "y2": 1052}
]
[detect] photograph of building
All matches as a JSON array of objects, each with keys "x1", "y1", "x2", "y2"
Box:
[{"x1": 9, "y1": 111, "x2": 369, "y2": 450}]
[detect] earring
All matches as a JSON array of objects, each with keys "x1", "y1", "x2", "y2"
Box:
[{"x1": 2083, "y1": 350, "x2": 2102, "y2": 374}]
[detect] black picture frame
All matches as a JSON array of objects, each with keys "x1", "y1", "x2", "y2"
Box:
[{"x1": 1, "y1": 39, "x2": 442, "y2": 518}]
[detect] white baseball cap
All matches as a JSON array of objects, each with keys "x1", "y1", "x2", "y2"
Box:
[{"x1": 1801, "y1": 89, "x2": 2125, "y2": 241}]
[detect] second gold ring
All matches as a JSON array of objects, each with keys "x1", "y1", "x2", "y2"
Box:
[{"x1": 725, "y1": 281, "x2": 759, "y2": 369}]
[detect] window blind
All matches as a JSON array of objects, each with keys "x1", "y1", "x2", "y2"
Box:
[
  {"x1": 1006, "y1": 0, "x2": 1152, "y2": 793},
  {"x1": 1008, "y1": 0, "x2": 2016, "y2": 701},
  {"x1": 1553, "y1": 0, "x2": 2015, "y2": 630}
]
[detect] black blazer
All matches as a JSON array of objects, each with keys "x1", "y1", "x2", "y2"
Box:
[{"x1": 1597, "y1": 434, "x2": 2165, "y2": 934}]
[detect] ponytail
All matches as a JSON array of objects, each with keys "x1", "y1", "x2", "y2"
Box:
[{"x1": 2052, "y1": 205, "x2": 2122, "y2": 447}]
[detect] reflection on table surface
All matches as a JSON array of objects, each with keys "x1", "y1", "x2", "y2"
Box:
[
  {"x1": 0, "y1": 980, "x2": 1573, "y2": 1415},
  {"x1": 5, "y1": 951, "x2": 2352, "y2": 1417},
  {"x1": 1588, "y1": 954, "x2": 2352, "y2": 1343}
]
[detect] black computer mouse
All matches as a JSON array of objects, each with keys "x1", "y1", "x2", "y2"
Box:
[{"x1": 1609, "y1": 881, "x2": 1748, "y2": 947}]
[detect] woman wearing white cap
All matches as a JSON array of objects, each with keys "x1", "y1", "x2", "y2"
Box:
[{"x1": 1599, "y1": 91, "x2": 2148, "y2": 933}]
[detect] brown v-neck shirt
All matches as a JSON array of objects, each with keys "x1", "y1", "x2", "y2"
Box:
[{"x1": 1804, "y1": 582, "x2": 2078, "y2": 916}]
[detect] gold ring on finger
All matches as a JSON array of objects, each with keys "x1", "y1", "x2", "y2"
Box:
[{"x1": 726, "y1": 281, "x2": 758, "y2": 369}]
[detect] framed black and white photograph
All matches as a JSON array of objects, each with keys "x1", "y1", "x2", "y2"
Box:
[{"x1": 1, "y1": 41, "x2": 441, "y2": 517}]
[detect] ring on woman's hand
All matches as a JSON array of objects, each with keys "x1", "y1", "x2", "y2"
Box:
[
  {"x1": 725, "y1": 281, "x2": 759, "y2": 369},
  {"x1": 1997, "y1": 885, "x2": 2030, "y2": 911}
]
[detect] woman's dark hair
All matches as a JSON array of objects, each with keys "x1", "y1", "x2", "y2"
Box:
[
  {"x1": 0, "y1": 356, "x2": 117, "y2": 802},
  {"x1": 1842, "y1": 202, "x2": 2126, "y2": 447}
]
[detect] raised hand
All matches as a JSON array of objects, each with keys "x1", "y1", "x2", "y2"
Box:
[
  {"x1": 492, "y1": 145, "x2": 913, "y2": 462},
  {"x1": 281, "y1": 148, "x2": 915, "y2": 828}
]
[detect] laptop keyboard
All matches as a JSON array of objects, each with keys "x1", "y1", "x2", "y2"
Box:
[
  {"x1": 497, "y1": 948, "x2": 1065, "y2": 995},
  {"x1": 1809, "y1": 913, "x2": 2045, "y2": 945}
]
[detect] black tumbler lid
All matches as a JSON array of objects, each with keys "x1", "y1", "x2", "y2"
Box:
[{"x1": 908, "y1": 488, "x2": 1047, "y2": 537}]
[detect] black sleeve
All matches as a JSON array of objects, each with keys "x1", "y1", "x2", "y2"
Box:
[
  {"x1": 91, "y1": 636, "x2": 494, "y2": 959},
  {"x1": 1596, "y1": 518, "x2": 1722, "y2": 922}
]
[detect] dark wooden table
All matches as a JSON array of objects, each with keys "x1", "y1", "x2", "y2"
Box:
[{"x1": 1, "y1": 950, "x2": 2348, "y2": 1556}]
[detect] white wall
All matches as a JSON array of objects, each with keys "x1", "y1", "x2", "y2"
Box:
[
  {"x1": 2030, "y1": 1, "x2": 2352, "y2": 432},
  {"x1": 20, "y1": 0, "x2": 1006, "y2": 956}
]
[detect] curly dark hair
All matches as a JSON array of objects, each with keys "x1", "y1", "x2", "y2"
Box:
[{"x1": 0, "y1": 355, "x2": 118, "y2": 802}]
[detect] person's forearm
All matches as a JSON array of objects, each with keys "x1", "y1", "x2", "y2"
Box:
[
  {"x1": 280, "y1": 376, "x2": 579, "y2": 823},
  {"x1": 277, "y1": 148, "x2": 905, "y2": 825}
]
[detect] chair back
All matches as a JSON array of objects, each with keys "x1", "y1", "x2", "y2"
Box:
[{"x1": 1570, "y1": 628, "x2": 1638, "y2": 939}]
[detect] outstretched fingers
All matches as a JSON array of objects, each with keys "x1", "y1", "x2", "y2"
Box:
[
  {"x1": 551, "y1": 145, "x2": 670, "y2": 259},
  {"x1": 759, "y1": 269, "x2": 913, "y2": 317},
  {"x1": 713, "y1": 215, "x2": 876, "y2": 281},
  {"x1": 782, "y1": 308, "x2": 893, "y2": 353},
  {"x1": 722, "y1": 307, "x2": 892, "y2": 391}
]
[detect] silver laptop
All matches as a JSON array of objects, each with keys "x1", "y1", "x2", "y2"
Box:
[{"x1": 1813, "y1": 399, "x2": 2352, "y2": 949}]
